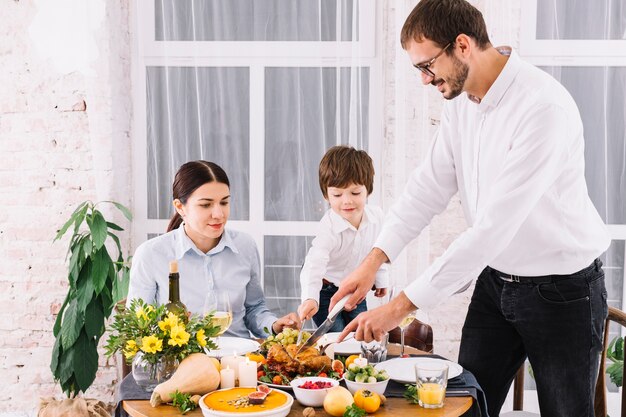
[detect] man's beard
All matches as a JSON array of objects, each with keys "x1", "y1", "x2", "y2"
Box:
[{"x1": 432, "y1": 55, "x2": 469, "y2": 100}]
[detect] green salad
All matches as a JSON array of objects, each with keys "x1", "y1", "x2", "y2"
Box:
[{"x1": 345, "y1": 363, "x2": 389, "y2": 383}]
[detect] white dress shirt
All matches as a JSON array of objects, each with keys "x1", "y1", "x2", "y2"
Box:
[
  {"x1": 301, "y1": 205, "x2": 389, "y2": 304},
  {"x1": 376, "y1": 47, "x2": 610, "y2": 310},
  {"x1": 127, "y1": 225, "x2": 277, "y2": 338}
]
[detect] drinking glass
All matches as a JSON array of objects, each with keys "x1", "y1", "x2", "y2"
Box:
[
  {"x1": 360, "y1": 333, "x2": 389, "y2": 364},
  {"x1": 415, "y1": 363, "x2": 448, "y2": 408},
  {"x1": 390, "y1": 286, "x2": 415, "y2": 357},
  {"x1": 203, "y1": 290, "x2": 232, "y2": 346}
]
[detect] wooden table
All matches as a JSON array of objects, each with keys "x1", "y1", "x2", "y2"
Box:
[{"x1": 123, "y1": 344, "x2": 473, "y2": 417}]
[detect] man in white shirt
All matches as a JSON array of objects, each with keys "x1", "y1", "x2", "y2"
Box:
[{"x1": 330, "y1": 1, "x2": 610, "y2": 416}]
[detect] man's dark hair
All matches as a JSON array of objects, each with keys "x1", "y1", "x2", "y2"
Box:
[{"x1": 400, "y1": 0, "x2": 491, "y2": 50}]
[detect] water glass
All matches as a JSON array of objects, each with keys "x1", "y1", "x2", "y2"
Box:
[
  {"x1": 415, "y1": 363, "x2": 448, "y2": 408},
  {"x1": 360, "y1": 333, "x2": 388, "y2": 364}
]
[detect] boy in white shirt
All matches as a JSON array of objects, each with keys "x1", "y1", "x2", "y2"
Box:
[{"x1": 297, "y1": 146, "x2": 388, "y2": 331}]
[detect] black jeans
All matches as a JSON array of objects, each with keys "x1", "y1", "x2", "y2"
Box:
[
  {"x1": 312, "y1": 282, "x2": 367, "y2": 332},
  {"x1": 459, "y1": 260, "x2": 607, "y2": 417}
]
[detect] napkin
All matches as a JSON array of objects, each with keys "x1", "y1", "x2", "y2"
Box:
[{"x1": 114, "y1": 374, "x2": 151, "y2": 417}]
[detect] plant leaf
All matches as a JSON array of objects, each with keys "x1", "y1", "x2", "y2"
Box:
[
  {"x1": 91, "y1": 248, "x2": 111, "y2": 295},
  {"x1": 607, "y1": 362, "x2": 623, "y2": 387},
  {"x1": 110, "y1": 201, "x2": 133, "y2": 221},
  {"x1": 72, "y1": 204, "x2": 90, "y2": 237},
  {"x1": 54, "y1": 202, "x2": 88, "y2": 241},
  {"x1": 107, "y1": 231, "x2": 122, "y2": 257},
  {"x1": 72, "y1": 330, "x2": 99, "y2": 393},
  {"x1": 50, "y1": 336, "x2": 62, "y2": 375},
  {"x1": 53, "y1": 295, "x2": 71, "y2": 337},
  {"x1": 112, "y1": 265, "x2": 130, "y2": 303},
  {"x1": 60, "y1": 299, "x2": 83, "y2": 350},
  {"x1": 106, "y1": 221, "x2": 124, "y2": 231},
  {"x1": 88, "y1": 211, "x2": 107, "y2": 250},
  {"x1": 57, "y1": 344, "x2": 75, "y2": 386},
  {"x1": 76, "y1": 262, "x2": 95, "y2": 312},
  {"x1": 85, "y1": 298, "x2": 105, "y2": 339}
]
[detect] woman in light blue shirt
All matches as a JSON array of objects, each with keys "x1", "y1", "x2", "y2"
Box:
[{"x1": 127, "y1": 160, "x2": 300, "y2": 338}]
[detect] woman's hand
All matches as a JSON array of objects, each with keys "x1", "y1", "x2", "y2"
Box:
[
  {"x1": 272, "y1": 312, "x2": 302, "y2": 334},
  {"x1": 298, "y1": 299, "x2": 319, "y2": 321}
]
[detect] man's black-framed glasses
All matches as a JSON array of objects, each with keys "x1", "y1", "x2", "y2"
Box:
[{"x1": 414, "y1": 42, "x2": 453, "y2": 78}]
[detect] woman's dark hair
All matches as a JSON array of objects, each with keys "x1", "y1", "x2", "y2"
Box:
[
  {"x1": 167, "y1": 160, "x2": 230, "y2": 232},
  {"x1": 400, "y1": 0, "x2": 491, "y2": 51}
]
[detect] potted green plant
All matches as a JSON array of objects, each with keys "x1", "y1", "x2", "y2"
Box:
[{"x1": 49, "y1": 201, "x2": 132, "y2": 398}]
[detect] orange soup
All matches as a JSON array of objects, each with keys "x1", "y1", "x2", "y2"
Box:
[{"x1": 203, "y1": 388, "x2": 289, "y2": 413}]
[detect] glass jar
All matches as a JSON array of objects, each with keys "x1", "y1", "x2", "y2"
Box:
[{"x1": 132, "y1": 352, "x2": 178, "y2": 392}]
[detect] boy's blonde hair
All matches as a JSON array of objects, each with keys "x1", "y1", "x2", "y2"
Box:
[{"x1": 319, "y1": 145, "x2": 374, "y2": 199}]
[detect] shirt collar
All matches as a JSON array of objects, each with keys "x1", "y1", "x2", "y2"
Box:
[
  {"x1": 328, "y1": 206, "x2": 377, "y2": 234},
  {"x1": 467, "y1": 46, "x2": 520, "y2": 111},
  {"x1": 174, "y1": 223, "x2": 239, "y2": 258}
]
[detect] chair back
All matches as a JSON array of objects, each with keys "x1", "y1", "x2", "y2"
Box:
[
  {"x1": 595, "y1": 306, "x2": 626, "y2": 417},
  {"x1": 388, "y1": 319, "x2": 434, "y2": 353},
  {"x1": 512, "y1": 306, "x2": 626, "y2": 417}
]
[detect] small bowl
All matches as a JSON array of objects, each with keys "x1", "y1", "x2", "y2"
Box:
[
  {"x1": 290, "y1": 377, "x2": 339, "y2": 407},
  {"x1": 344, "y1": 378, "x2": 389, "y2": 395}
]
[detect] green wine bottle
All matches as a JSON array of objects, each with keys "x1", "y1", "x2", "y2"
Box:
[{"x1": 165, "y1": 260, "x2": 187, "y2": 317}]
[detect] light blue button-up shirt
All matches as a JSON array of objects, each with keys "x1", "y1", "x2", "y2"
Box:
[{"x1": 126, "y1": 224, "x2": 277, "y2": 338}]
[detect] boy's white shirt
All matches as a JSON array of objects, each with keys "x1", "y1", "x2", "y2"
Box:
[{"x1": 300, "y1": 205, "x2": 389, "y2": 305}]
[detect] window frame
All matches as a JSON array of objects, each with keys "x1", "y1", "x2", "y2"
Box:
[
  {"x1": 520, "y1": 1, "x2": 626, "y2": 409},
  {"x1": 130, "y1": 1, "x2": 384, "y2": 296},
  {"x1": 520, "y1": 0, "x2": 626, "y2": 58}
]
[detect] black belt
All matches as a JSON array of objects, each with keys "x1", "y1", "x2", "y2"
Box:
[{"x1": 493, "y1": 259, "x2": 601, "y2": 284}]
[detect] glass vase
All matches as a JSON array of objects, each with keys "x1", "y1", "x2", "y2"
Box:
[{"x1": 132, "y1": 352, "x2": 178, "y2": 392}]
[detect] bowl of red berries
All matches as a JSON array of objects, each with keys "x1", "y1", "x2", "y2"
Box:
[{"x1": 289, "y1": 377, "x2": 339, "y2": 407}]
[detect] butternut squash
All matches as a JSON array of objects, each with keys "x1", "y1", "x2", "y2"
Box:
[{"x1": 150, "y1": 353, "x2": 221, "y2": 407}]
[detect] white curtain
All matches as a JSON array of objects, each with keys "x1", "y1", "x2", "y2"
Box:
[
  {"x1": 535, "y1": 0, "x2": 626, "y2": 392},
  {"x1": 144, "y1": 0, "x2": 367, "y2": 317}
]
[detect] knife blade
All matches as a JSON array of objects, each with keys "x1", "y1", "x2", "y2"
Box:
[{"x1": 295, "y1": 295, "x2": 350, "y2": 356}]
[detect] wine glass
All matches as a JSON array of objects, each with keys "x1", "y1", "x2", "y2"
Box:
[
  {"x1": 203, "y1": 290, "x2": 232, "y2": 347},
  {"x1": 390, "y1": 286, "x2": 416, "y2": 357}
]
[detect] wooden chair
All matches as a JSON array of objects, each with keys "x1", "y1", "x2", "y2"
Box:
[
  {"x1": 506, "y1": 306, "x2": 626, "y2": 417},
  {"x1": 388, "y1": 319, "x2": 434, "y2": 353}
]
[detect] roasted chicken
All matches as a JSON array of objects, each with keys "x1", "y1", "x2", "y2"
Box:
[{"x1": 266, "y1": 343, "x2": 331, "y2": 376}]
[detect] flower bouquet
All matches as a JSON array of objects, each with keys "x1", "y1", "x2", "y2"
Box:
[{"x1": 105, "y1": 299, "x2": 221, "y2": 390}]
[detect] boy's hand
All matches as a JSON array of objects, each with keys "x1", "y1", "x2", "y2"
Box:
[
  {"x1": 374, "y1": 287, "x2": 387, "y2": 297},
  {"x1": 272, "y1": 312, "x2": 301, "y2": 334},
  {"x1": 298, "y1": 299, "x2": 319, "y2": 321}
]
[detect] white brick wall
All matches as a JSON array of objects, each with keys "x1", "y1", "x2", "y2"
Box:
[
  {"x1": 0, "y1": 0, "x2": 131, "y2": 414},
  {"x1": 0, "y1": 0, "x2": 521, "y2": 414}
]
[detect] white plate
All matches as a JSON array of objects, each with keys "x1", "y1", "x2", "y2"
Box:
[
  {"x1": 375, "y1": 357, "x2": 463, "y2": 383},
  {"x1": 206, "y1": 337, "x2": 260, "y2": 358},
  {"x1": 199, "y1": 388, "x2": 293, "y2": 417},
  {"x1": 317, "y1": 332, "x2": 361, "y2": 355}
]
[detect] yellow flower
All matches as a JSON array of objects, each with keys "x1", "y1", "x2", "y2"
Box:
[
  {"x1": 123, "y1": 340, "x2": 138, "y2": 359},
  {"x1": 135, "y1": 306, "x2": 148, "y2": 321},
  {"x1": 158, "y1": 312, "x2": 179, "y2": 333},
  {"x1": 140, "y1": 335, "x2": 163, "y2": 354},
  {"x1": 196, "y1": 329, "x2": 207, "y2": 347},
  {"x1": 168, "y1": 325, "x2": 190, "y2": 347}
]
